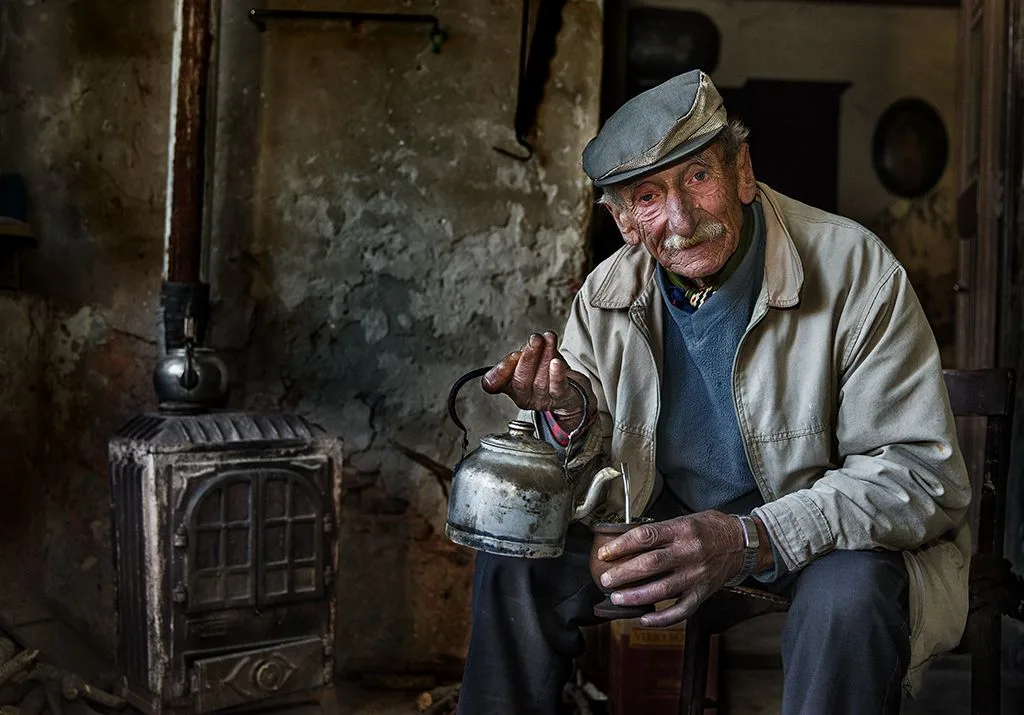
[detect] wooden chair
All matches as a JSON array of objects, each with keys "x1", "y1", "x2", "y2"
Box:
[{"x1": 678, "y1": 368, "x2": 1021, "y2": 715}]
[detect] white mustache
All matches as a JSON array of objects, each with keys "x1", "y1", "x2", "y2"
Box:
[{"x1": 663, "y1": 220, "x2": 726, "y2": 251}]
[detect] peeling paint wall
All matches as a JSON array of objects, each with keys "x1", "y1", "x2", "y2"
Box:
[
  {"x1": 1, "y1": 0, "x2": 602, "y2": 671},
  {"x1": 645, "y1": 0, "x2": 959, "y2": 361},
  {"x1": 210, "y1": 0, "x2": 602, "y2": 670},
  {"x1": 0, "y1": 0, "x2": 170, "y2": 655},
  {"x1": 0, "y1": 296, "x2": 47, "y2": 598}
]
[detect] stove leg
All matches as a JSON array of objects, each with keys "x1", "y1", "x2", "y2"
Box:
[{"x1": 317, "y1": 686, "x2": 340, "y2": 715}]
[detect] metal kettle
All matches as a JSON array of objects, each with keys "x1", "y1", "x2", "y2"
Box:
[
  {"x1": 153, "y1": 316, "x2": 228, "y2": 412},
  {"x1": 445, "y1": 367, "x2": 620, "y2": 559}
]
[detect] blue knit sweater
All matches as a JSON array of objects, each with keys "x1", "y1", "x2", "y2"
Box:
[{"x1": 654, "y1": 202, "x2": 766, "y2": 513}]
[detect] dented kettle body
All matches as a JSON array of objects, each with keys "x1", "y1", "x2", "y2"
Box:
[{"x1": 446, "y1": 419, "x2": 573, "y2": 558}]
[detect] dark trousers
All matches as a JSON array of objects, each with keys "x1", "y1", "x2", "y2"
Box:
[{"x1": 458, "y1": 516, "x2": 910, "y2": 715}]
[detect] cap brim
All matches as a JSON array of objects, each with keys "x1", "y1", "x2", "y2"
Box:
[{"x1": 592, "y1": 126, "x2": 725, "y2": 188}]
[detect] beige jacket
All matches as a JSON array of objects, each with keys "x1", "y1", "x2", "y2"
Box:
[{"x1": 551, "y1": 184, "x2": 971, "y2": 693}]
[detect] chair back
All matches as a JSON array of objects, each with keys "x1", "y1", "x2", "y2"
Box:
[
  {"x1": 943, "y1": 368, "x2": 1015, "y2": 418},
  {"x1": 942, "y1": 368, "x2": 1016, "y2": 558},
  {"x1": 942, "y1": 368, "x2": 1016, "y2": 715}
]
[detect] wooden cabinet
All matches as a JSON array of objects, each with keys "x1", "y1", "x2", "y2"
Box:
[
  {"x1": 955, "y1": 0, "x2": 1024, "y2": 589},
  {"x1": 955, "y1": 0, "x2": 1009, "y2": 371}
]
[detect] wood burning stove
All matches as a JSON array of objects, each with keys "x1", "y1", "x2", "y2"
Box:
[
  {"x1": 109, "y1": 412, "x2": 341, "y2": 714},
  {"x1": 108, "y1": 5, "x2": 344, "y2": 712}
]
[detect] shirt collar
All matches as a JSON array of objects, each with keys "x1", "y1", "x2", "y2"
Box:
[
  {"x1": 667, "y1": 200, "x2": 757, "y2": 301},
  {"x1": 662, "y1": 202, "x2": 759, "y2": 309}
]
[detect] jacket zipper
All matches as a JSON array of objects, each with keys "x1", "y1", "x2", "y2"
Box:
[
  {"x1": 631, "y1": 275, "x2": 774, "y2": 509},
  {"x1": 628, "y1": 296, "x2": 659, "y2": 514},
  {"x1": 731, "y1": 290, "x2": 776, "y2": 502}
]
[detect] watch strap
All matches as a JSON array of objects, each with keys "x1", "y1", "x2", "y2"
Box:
[{"x1": 723, "y1": 515, "x2": 760, "y2": 587}]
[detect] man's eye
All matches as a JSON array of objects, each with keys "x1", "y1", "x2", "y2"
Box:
[
  {"x1": 638, "y1": 193, "x2": 656, "y2": 203},
  {"x1": 693, "y1": 170, "x2": 708, "y2": 182}
]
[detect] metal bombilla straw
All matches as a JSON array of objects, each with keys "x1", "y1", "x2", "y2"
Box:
[{"x1": 620, "y1": 462, "x2": 631, "y2": 524}]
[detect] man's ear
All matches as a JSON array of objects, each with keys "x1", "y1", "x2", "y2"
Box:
[
  {"x1": 735, "y1": 144, "x2": 757, "y2": 204},
  {"x1": 604, "y1": 202, "x2": 641, "y2": 246}
]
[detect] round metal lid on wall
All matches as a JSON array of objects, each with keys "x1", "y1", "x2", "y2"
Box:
[
  {"x1": 872, "y1": 97, "x2": 949, "y2": 199},
  {"x1": 627, "y1": 8, "x2": 721, "y2": 91}
]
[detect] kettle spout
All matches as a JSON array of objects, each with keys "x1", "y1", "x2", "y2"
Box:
[{"x1": 572, "y1": 466, "x2": 623, "y2": 522}]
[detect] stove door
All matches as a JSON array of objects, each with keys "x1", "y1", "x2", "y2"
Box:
[
  {"x1": 192, "y1": 636, "x2": 326, "y2": 712},
  {"x1": 183, "y1": 464, "x2": 329, "y2": 613}
]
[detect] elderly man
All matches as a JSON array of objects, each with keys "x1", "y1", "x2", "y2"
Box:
[{"x1": 457, "y1": 70, "x2": 970, "y2": 715}]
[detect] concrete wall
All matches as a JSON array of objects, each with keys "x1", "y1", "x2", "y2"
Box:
[
  {"x1": 0, "y1": 0, "x2": 601, "y2": 671},
  {"x1": 210, "y1": 0, "x2": 602, "y2": 671},
  {"x1": 0, "y1": 296, "x2": 47, "y2": 598},
  {"x1": 0, "y1": 0, "x2": 171, "y2": 650},
  {"x1": 644, "y1": 0, "x2": 960, "y2": 360}
]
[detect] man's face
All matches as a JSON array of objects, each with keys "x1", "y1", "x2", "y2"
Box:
[{"x1": 605, "y1": 142, "x2": 757, "y2": 281}]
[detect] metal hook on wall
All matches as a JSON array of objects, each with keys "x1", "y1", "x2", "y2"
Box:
[
  {"x1": 493, "y1": 136, "x2": 534, "y2": 163},
  {"x1": 248, "y1": 8, "x2": 447, "y2": 53},
  {"x1": 492, "y1": 0, "x2": 567, "y2": 163}
]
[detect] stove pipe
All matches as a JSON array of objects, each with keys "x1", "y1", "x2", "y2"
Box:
[
  {"x1": 155, "y1": 0, "x2": 225, "y2": 413},
  {"x1": 113, "y1": 12, "x2": 342, "y2": 713}
]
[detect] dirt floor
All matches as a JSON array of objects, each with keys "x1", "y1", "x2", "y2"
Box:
[{"x1": 3, "y1": 585, "x2": 1023, "y2": 715}]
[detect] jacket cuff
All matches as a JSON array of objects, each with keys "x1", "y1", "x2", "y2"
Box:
[
  {"x1": 541, "y1": 410, "x2": 596, "y2": 447},
  {"x1": 753, "y1": 535, "x2": 790, "y2": 584},
  {"x1": 530, "y1": 409, "x2": 606, "y2": 490},
  {"x1": 752, "y1": 493, "x2": 836, "y2": 573}
]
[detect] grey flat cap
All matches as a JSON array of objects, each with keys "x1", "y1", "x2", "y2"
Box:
[{"x1": 582, "y1": 70, "x2": 728, "y2": 187}]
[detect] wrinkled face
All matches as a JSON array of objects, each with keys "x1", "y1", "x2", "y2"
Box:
[{"x1": 604, "y1": 142, "x2": 757, "y2": 281}]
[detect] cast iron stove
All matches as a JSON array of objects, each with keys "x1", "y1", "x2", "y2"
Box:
[{"x1": 109, "y1": 411, "x2": 341, "y2": 714}]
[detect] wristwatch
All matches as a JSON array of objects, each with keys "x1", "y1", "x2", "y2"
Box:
[{"x1": 724, "y1": 515, "x2": 760, "y2": 587}]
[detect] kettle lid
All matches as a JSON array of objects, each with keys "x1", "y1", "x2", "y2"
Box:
[{"x1": 479, "y1": 419, "x2": 558, "y2": 456}]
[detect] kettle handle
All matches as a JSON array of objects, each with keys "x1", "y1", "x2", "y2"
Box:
[
  {"x1": 447, "y1": 366, "x2": 591, "y2": 459},
  {"x1": 179, "y1": 338, "x2": 200, "y2": 390}
]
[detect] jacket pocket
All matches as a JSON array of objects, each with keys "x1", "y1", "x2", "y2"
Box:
[
  {"x1": 901, "y1": 523, "x2": 970, "y2": 695},
  {"x1": 752, "y1": 419, "x2": 833, "y2": 493}
]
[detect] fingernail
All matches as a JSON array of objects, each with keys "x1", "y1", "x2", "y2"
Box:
[
  {"x1": 639, "y1": 616, "x2": 651, "y2": 626},
  {"x1": 597, "y1": 547, "x2": 608, "y2": 560},
  {"x1": 530, "y1": 334, "x2": 543, "y2": 346},
  {"x1": 600, "y1": 573, "x2": 611, "y2": 588},
  {"x1": 610, "y1": 592, "x2": 623, "y2": 605}
]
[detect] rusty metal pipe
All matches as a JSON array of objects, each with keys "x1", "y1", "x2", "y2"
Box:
[{"x1": 163, "y1": 0, "x2": 213, "y2": 284}]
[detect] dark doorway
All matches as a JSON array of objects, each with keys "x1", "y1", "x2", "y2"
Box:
[{"x1": 721, "y1": 79, "x2": 849, "y2": 215}]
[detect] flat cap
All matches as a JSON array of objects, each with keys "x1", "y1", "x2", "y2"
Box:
[{"x1": 582, "y1": 70, "x2": 727, "y2": 187}]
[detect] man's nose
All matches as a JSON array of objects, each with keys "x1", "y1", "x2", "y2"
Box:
[{"x1": 666, "y1": 191, "x2": 696, "y2": 236}]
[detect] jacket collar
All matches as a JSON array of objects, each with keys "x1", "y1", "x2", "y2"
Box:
[{"x1": 588, "y1": 183, "x2": 804, "y2": 310}]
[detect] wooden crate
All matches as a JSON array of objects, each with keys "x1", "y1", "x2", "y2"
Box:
[{"x1": 608, "y1": 617, "x2": 720, "y2": 715}]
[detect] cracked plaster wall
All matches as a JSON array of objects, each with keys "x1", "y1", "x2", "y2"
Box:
[
  {"x1": 1, "y1": 0, "x2": 602, "y2": 671},
  {"x1": 209, "y1": 0, "x2": 602, "y2": 671},
  {"x1": 0, "y1": 0, "x2": 170, "y2": 655},
  {"x1": 0, "y1": 296, "x2": 47, "y2": 600}
]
